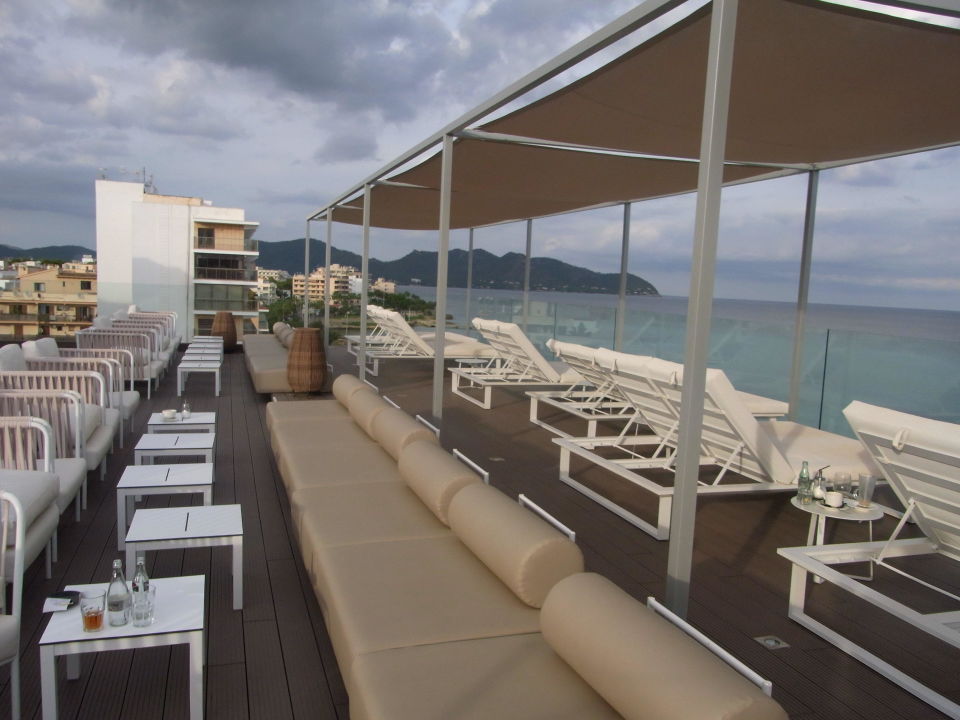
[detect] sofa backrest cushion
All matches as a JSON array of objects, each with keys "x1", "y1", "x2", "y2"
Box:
[
  {"x1": 332, "y1": 374, "x2": 369, "y2": 407},
  {"x1": 23, "y1": 338, "x2": 61, "y2": 359},
  {"x1": 371, "y1": 407, "x2": 439, "y2": 460},
  {"x1": 398, "y1": 441, "x2": 481, "y2": 525},
  {"x1": 447, "y1": 482, "x2": 583, "y2": 608},
  {"x1": 348, "y1": 390, "x2": 391, "y2": 437},
  {"x1": 541, "y1": 573, "x2": 788, "y2": 720},
  {"x1": 0, "y1": 345, "x2": 28, "y2": 371},
  {"x1": 272, "y1": 322, "x2": 288, "y2": 337}
]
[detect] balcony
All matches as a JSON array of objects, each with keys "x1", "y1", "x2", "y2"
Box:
[
  {"x1": 194, "y1": 267, "x2": 258, "y2": 282},
  {"x1": 194, "y1": 235, "x2": 258, "y2": 252}
]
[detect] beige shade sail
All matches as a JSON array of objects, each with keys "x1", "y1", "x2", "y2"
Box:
[{"x1": 327, "y1": 0, "x2": 960, "y2": 230}]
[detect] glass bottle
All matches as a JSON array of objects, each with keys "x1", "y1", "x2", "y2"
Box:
[
  {"x1": 181, "y1": 399, "x2": 191, "y2": 418},
  {"x1": 797, "y1": 460, "x2": 814, "y2": 505},
  {"x1": 131, "y1": 555, "x2": 150, "y2": 593},
  {"x1": 107, "y1": 558, "x2": 131, "y2": 626}
]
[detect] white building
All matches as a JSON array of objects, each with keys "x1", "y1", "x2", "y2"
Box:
[{"x1": 95, "y1": 179, "x2": 259, "y2": 340}]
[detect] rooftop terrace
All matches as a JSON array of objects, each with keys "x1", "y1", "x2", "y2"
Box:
[{"x1": 1, "y1": 345, "x2": 956, "y2": 719}]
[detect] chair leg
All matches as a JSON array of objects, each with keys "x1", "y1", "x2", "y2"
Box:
[
  {"x1": 46, "y1": 539, "x2": 53, "y2": 578},
  {"x1": 101, "y1": 459, "x2": 107, "y2": 482},
  {"x1": 11, "y1": 654, "x2": 20, "y2": 720}
]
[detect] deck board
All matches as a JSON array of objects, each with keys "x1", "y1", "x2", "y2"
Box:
[{"x1": 1, "y1": 344, "x2": 955, "y2": 720}]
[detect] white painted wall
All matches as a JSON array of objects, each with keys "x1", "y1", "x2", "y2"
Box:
[{"x1": 95, "y1": 179, "x2": 143, "y2": 313}]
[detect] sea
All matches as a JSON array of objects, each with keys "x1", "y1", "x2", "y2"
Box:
[{"x1": 397, "y1": 286, "x2": 960, "y2": 435}]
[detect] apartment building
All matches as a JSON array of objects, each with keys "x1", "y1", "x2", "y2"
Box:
[
  {"x1": 0, "y1": 259, "x2": 98, "y2": 339},
  {"x1": 95, "y1": 179, "x2": 259, "y2": 340}
]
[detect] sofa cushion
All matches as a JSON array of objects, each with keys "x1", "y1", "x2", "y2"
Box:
[
  {"x1": 541, "y1": 573, "x2": 788, "y2": 720},
  {"x1": 371, "y1": 408, "x2": 439, "y2": 461},
  {"x1": 398, "y1": 441, "x2": 481, "y2": 525},
  {"x1": 291, "y1": 482, "x2": 451, "y2": 573},
  {"x1": 448, "y1": 483, "x2": 583, "y2": 608},
  {"x1": 266, "y1": 397, "x2": 350, "y2": 434},
  {"x1": 332, "y1": 374, "x2": 371, "y2": 406},
  {"x1": 349, "y1": 391, "x2": 391, "y2": 437},
  {"x1": 0, "y1": 469, "x2": 59, "y2": 532},
  {"x1": 348, "y1": 633, "x2": 621, "y2": 720},
  {"x1": 318, "y1": 535, "x2": 541, "y2": 685},
  {"x1": 279, "y1": 440, "x2": 402, "y2": 494}
]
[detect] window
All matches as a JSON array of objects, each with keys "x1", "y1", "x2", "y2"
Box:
[
  {"x1": 81, "y1": 280, "x2": 92, "y2": 290},
  {"x1": 33, "y1": 282, "x2": 45, "y2": 292},
  {"x1": 197, "y1": 227, "x2": 214, "y2": 249}
]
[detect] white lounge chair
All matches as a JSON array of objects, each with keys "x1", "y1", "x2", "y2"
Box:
[
  {"x1": 76, "y1": 327, "x2": 164, "y2": 397},
  {"x1": 529, "y1": 340, "x2": 789, "y2": 438},
  {"x1": 449, "y1": 318, "x2": 582, "y2": 409},
  {"x1": 0, "y1": 489, "x2": 25, "y2": 719},
  {"x1": 554, "y1": 352, "x2": 876, "y2": 539},
  {"x1": 779, "y1": 401, "x2": 960, "y2": 719},
  {"x1": 356, "y1": 305, "x2": 494, "y2": 376}
]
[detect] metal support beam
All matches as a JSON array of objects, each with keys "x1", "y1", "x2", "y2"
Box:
[
  {"x1": 359, "y1": 185, "x2": 371, "y2": 381},
  {"x1": 666, "y1": 0, "x2": 739, "y2": 618},
  {"x1": 522, "y1": 219, "x2": 532, "y2": 335},
  {"x1": 303, "y1": 220, "x2": 311, "y2": 327},
  {"x1": 788, "y1": 170, "x2": 819, "y2": 420},
  {"x1": 324, "y1": 212, "x2": 333, "y2": 350},
  {"x1": 465, "y1": 228, "x2": 475, "y2": 327},
  {"x1": 432, "y1": 135, "x2": 454, "y2": 424},
  {"x1": 615, "y1": 202, "x2": 632, "y2": 351}
]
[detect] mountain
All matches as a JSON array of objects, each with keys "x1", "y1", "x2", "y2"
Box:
[
  {"x1": 0, "y1": 244, "x2": 96, "y2": 262},
  {"x1": 257, "y1": 239, "x2": 659, "y2": 295}
]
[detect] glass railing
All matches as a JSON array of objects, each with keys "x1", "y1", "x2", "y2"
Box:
[
  {"x1": 194, "y1": 298, "x2": 258, "y2": 312},
  {"x1": 194, "y1": 268, "x2": 257, "y2": 282},
  {"x1": 193, "y1": 237, "x2": 259, "y2": 252}
]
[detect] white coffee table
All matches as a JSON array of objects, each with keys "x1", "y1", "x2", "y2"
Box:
[
  {"x1": 116, "y1": 463, "x2": 215, "y2": 549},
  {"x1": 134, "y1": 433, "x2": 215, "y2": 465},
  {"x1": 126, "y1": 504, "x2": 243, "y2": 610},
  {"x1": 178, "y1": 360, "x2": 222, "y2": 396},
  {"x1": 148, "y1": 411, "x2": 217, "y2": 434},
  {"x1": 39, "y1": 575, "x2": 205, "y2": 720}
]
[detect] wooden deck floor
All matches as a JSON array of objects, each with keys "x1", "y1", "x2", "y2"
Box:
[{"x1": 2, "y1": 345, "x2": 956, "y2": 719}]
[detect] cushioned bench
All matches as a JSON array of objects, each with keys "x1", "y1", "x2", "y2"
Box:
[
  {"x1": 242, "y1": 322, "x2": 295, "y2": 394},
  {"x1": 268, "y1": 373, "x2": 787, "y2": 720}
]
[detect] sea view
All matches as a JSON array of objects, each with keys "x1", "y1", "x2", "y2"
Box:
[{"x1": 400, "y1": 286, "x2": 960, "y2": 435}]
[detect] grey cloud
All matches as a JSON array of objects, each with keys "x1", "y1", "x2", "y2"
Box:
[
  {"x1": 0, "y1": 161, "x2": 95, "y2": 218},
  {"x1": 314, "y1": 130, "x2": 379, "y2": 163}
]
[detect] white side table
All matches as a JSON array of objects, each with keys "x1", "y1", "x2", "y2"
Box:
[
  {"x1": 791, "y1": 496, "x2": 883, "y2": 580},
  {"x1": 116, "y1": 463, "x2": 215, "y2": 549},
  {"x1": 126, "y1": 504, "x2": 243, "y2": 610},
  {"x1": 39, "y1": 575, "x2": 205, "y2": 720},
  {"x1": 148, "y1": 411, "x2": 217, "y2": 434},
  {"x1": 134, "y1": 433, "x2": 215, "y2": 465},
  {"x1": 178, "y1": 360, "x2": 222, "y2": 397}
]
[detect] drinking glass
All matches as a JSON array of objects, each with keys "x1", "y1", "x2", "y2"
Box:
[
  {"x1": 834, "y1": 471, "x2": 852, "y2": 497},
  {"x1": 858, "y1": 474, "x2": 877, "y2": 507},
  {"x1": 132, "y1": 586, "x2": 157, "y2": 627},
  {"x1": 80, "y1": 590, "x2": 105, "y2": 632}
]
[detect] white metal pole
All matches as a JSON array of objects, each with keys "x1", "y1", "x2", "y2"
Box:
[
  {"x1": 359, "y1": 185, "x2": 371, "y2": 381},
  {"x1": 324, "y1": 211, "x2": 333, "y2": 350},
  {"x1": 432, "y1": 135, "x2": 454, "y2": 423},
  {"x1": 465, "y1": 228, "x2": 475, "y2": 327},
  {"x1": 666, "y1": 0, "x2": 739, "y2": 618},
  {"x1": 615, "y1": 202, "x2": 632, "y2": 351},
  {"x1": 788, "y1": 170, "x2": 819, "y2": 420},
  {"x1": 523, "y1": 219, "x2": 532, "y2": 334},
  {"x1": 303, "y1": 220, "x2": 311, "y2": 327}
]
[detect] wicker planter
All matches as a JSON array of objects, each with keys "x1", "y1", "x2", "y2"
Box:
[
  {"x1": 211, "y1": 311, "x2": 237, "y2": 352},
  {"x1": 287, "y1": 327, "x2": 327, "y2": 393}
]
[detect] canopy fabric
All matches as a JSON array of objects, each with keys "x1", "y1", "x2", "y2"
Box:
[{"x1": 329, "y1": 0, "x2": 960, "y2": 230}]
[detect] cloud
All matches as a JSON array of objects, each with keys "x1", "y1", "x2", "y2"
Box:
[
  {"x1": 0, "y1": 161, "x2": 94, "y2": 218},
  {"x1": 314, "y1": 129, "x2": 379, "y2": 163}
]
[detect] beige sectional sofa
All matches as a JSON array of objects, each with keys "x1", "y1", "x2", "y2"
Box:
[
  {"x1": 268, "y1": 374, "x2": 788, "y2": 720},
  {"x1": 243, "y1": 322, "x2": 295, "y2": 394}
]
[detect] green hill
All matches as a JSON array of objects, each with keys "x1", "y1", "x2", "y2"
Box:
[
  {"x1": 257, "y1": 239, "x2": 658, "y2": 295},
  {"x1": 0, "y1": 244, "x2": 95, "y2": 263}
]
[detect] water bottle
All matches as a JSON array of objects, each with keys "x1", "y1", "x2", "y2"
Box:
[
  {"x1": 797, "y1": 460, "x2": 814, "y2": 505},
  {"x1": 131, "y1": 555, "x2": 150, "y2": 593},
  {"x1": 181, "y1": 400, "x2": 191, "y2": 418},
  {"x1": 107, "y1": 558, "x2": 131, "y2": 626}
]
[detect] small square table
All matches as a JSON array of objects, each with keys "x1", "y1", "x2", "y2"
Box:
[
  {"x1": 126, "y1": 505, "x2": 243, "y2": 610},
  {"x1": 39, "y1": 575, "x2": 205, "y2": 720},
  {"x1": 147, "y1": 411, "x2": 217, "y2": 434},
  {"x1": 134, "y1": 433, "x2": 215, "y2": 465},
  {"x1": 178, "y1": 360, "x2": 222, "y2": 396},
  {"x1": 116, "y1": 463, "x2": 215, "y2": 549},
  {"x1": 183, "y1": 350, "x2": 222, "y2": 362},
  {"x1": 189, "y1": 337, "x2": 223, "y2": 346}
]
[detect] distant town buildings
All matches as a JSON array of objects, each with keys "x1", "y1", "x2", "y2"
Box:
[
  {"x1": 95, "y1": 179, "x2": 260, "y2": 340},
  {"x1": 0, "y1": 257, "x2": 98, "y2": 339},
  {"x1": 283, "y1": 264, "x2": 396, "y2": 304}
]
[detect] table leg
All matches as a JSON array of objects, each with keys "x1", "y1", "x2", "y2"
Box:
[
  {"x1": 126, "y1": 545, "x2": 136, "y2": 574},
  {"x1": 232, "y1": 537, "x2": 243, "y2": 610},
  {"x1": 806, "y1": 515, "x2": 817, "y2": 546},
  {"x1": 188, "y1": 631, "x2": 204, "y2": 720},
  {"x1": 40, "y1": 645, "x2": 58, "y2": 720},
  {"x1": 202, "y1": 488, "x2": 212, "y2": 505},
  {"x1": 117, "y1": 493, "x2": 127, "y2": 550},
  {"x1": 215, "y1": 369, "x2": 221, "y2": 397},
  {"x1": 66, "y1": 653, "x2": 80, "y2": 681},
  {"x1": 178, "y1": 368, "x2": 184, "y2": 397}
]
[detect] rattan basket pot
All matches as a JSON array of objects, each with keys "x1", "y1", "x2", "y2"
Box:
[
  {"x1": 211, "y1": 311, "x2": 237, "y2": 352},
  {"x1": 287, "y1": 327, "x2": 326, "y2": 393}
]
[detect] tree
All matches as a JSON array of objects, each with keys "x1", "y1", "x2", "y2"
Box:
[{"x1": 266, "y1": 296, "x2": 302, "y2": 327}]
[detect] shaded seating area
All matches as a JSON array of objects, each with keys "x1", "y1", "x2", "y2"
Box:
[{"x1": 779, "y1": 401, "x2": 960, "y2": 718}]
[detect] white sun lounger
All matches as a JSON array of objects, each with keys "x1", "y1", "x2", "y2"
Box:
[
  {"x1": 779, "y1": 401, "x2": 960, "y2": 719},
  {"x1": 528, "y1": 340, "x2": 788, "y2": 438},
  {"x1": 449, "y1": 318, "x2": 583, "y2": 409},
  {"x1": 554, "y1": 351, "x2": 876, "y2": 539},
  {"x1": 353, "y1": 306, "x2": 494, "y2": 376}
]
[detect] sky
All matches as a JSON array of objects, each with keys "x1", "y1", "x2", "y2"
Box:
[{"x1": 1, "y1": 0, "x2": 958, "y2": 311}]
